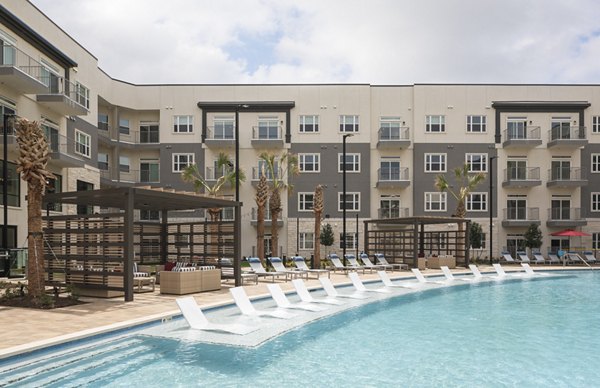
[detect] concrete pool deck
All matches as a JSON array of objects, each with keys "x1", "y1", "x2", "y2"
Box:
[{"x1": 0, "y1": 265, "x2": 590, "y2": 358}]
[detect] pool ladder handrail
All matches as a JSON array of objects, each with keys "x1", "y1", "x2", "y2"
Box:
[{"x1": 565, "y1": 252, "x2": 593, "y2": 270}]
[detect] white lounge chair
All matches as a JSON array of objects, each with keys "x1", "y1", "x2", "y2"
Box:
[
  {"x1": 175, "y1": 297, "x2": 257, "y2": 335},
  {"x1": 501, "y1": 252, "x2": 517, "y2": 264},
  {"x1": 292, "y1": 256, "x2": 330, "y2": 278},
  {"x1": 547, "y1": 254, "x2": 560, "y2": 265},
  {"x1": 359, "y1": 253, "x2": 390, "y2": 272},
  {"x1": 292, "y1": 279, "x2": 344, "y2": 305},
  {"x1": 374, "y1": 253, "x2": 408, "y2": 271},
  {"x1": 521, "y1": 263, "x2": 549, "y2": 277},
  {"x1": 516, "y1": 251, "x2": 530, "y2": 263},
  {"x1": 266, "y1": 283, "x2": 326, "y2": 312},
  {"x1": 345, "y1": 254, "x2": 370, "y2": 273},
  {"x1": 247, "y1": 257, "x2": 287, "y2": 282},
  {"x1": 329, "y1": 254, "x2": 356, "y2": 273},
  {"x1": 348, "y1": 272, "x2": 391, "y2": 294},
  {"x1": 229, "y1": 286, "x2": 297, "y2": 319},
  {"x1": 440, "y1": 266, "x2": 474, "y2": 282},
  {"x1": 468, "y1": 264, "x2": 490, "y2": 280},
  {"x1": 377, "y1": 270, "x2": 420, "y2": 289},
  {"x1": 493, "y1": 263, "x2": 525, "y2": 278},
  {"x1": 411, "y1": 268, "x2": 447, "y2": 284},
  {"x1": 584, "y1": 251, "x2": 598, "y2": 265},
  {"x1": 319, "y1": 277, "x2": 369, "y2": 299},
  {"x1": 533, "y1": 254, "x2": 546, "y2": 265},
  {"x1": 269, "y1": 257, "x2": 308, "y2": 280}
]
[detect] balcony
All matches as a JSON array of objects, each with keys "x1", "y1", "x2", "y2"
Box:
[
  {"x1": 117, "y1": 129, "x2": 161, "y2": 149},
  {"x1": 37, "y1": 76, "x2": 88, "y2": 116},
  {"x1": 251, "y1": 166, "x2": 281, "y2": 186},
  {"x1": 0, "y1": 44, "x2": 48, "y2": 94},
  {"x1": 204, "y1": 127, "x2": 235, "y2": 148},
  {"x1": 546, "y1": 167, "x2": 587, "y2": 188},
  {"x1": 502, "y1": 207, "x2": 540, "y2": 227},
  {"x1": 377, "y1": 127, "x2": 410, "y2": 149},
  {"x1": 46, "y1": 132, "x2": 86, "y2": 168},
  {"x1": 378, "y1": 207, "x2": 410, "y2": 219},
  {"x1": 546, "y1": 207, "x2": 586, "y2": 227},
  {"x1": 502, "y1": 167, "x2": 541, "y2": 188},
  {"x1": 547, "y1": 126, "x2": 587, "y2": 148},
  {"x1": 251, "y1": 126, "x2": 283, "y2": 148},
  {"x1": 502, "y1": 127, "x2": 542, "y2": 148},
  {"x1": 251, "y1": 207, "x2": 283, "y2": 226},
  {"x1": 99, "y1": 168, "x2": 160, "y2": 187},
  {"x1": 376, "y1": 167, "x2": 410, "y2": 189}
]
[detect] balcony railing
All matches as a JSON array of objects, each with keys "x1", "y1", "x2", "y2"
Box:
[
  {"x1": 503, "y1": 207, "x2": 540, "y2": 221},
  {"x1": 547, "y1": 167, "x2": 585, "y2": 182},
  {"x1": 119, "y1": 129, "x2": 160, "y2": 144},
  {"x1": 36, "y1": 75, "x2": 89, "y2": 115},
  {"x1": 378, "y1": 167, "x2": 409, "y2": 182},
  {"x1": 252, "y1": 125, "x2": 282, "y2": 140},
  {"x1": 503, "y1": 167, "x2": 541, "y2": 186},
  {"x1": 378, "y1": 126, "x2": 410, "y2": 141},
  {"x1": 378, "y1": 207, "x2": 409, "y2": 219},
  {"x1": 548, "y1": 207, "x2": 582, "y2": 221},
  {"x1": 252, "y1": 166, "x2": 281, "y2": 181},
  {"x1": 504, "y1": 126, "x2": 541, "y2": 141},
  {"x1": 44, "y1": 132, "x2": 86, "y2": 167},
  {"x1": 99, "y1": 168, "x2": 160, "y2": 184},
  {"x1": 206, "y1": 126, "x2": 235, "y2": 140},
  {"x1": 205, "y1": 166, "x2": 233, "y2": 181},
  {"x1": 549, "y1": 126, "x2": 586, "y2": 141},
  {"x1": 0, "y1": 43, "x2": 47, "y2": 93},
  {"x1": 251, "y1": 207, "x2": 283, "y2": 223}
]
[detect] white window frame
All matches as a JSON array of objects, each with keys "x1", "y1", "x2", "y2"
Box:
[
  {"x1": 592, "y1": 154, "x2": 600, "y2": 173},
  {"x1": 338, "y1": 153, "x2": 360, "y2": 173},
  {"x1": 466, "y1": 153, "x2": 488, "y2": 173},
  {"x1": 298, "y1": 153, "x2": 320, "y2": 173},
  {"x1": 174, "y1": 115, "x2": 193, "y2": 133},
  {"x1": 299, "y1": 115, "x2": 319, "y2": 133},
  {"x1": 338, "y1": 192, "x2": 360, "y2": 212},
  {"x1": 592, "y1": 192, "x2": 600, "y2": 212},
  {"x1": 172, "y1": 153, "x2": 194, "y2": 172},
  {"x1": 466, "y1": 115, "x2": 487, "y2": 133},
  {"x1": 298, "y1": 192, "x2": 315, "y2": 212},
  {"x1": 425, "y1": 115, "x2": 445, "y2": 133},
  {"x1": 299, "y1": 232, "x2": 315, "y2": 250},
  {"x1": 424, "y1": 153, "x2": 446, "y2": 173},
  {"x1": 467, "y1": 192, "x2": 488, "y2": 212},
  {"x1": 593, "y1": 116, "x2": 600, "y2": 134},
  {"x1": 74, "y1": 129, "x2": 90, "y2": 158},
  {"x1": 119, "y1": 155, "x2": 130, "y2": 173},
  {"x1": 339, "y1": 115, "x2": 359, "y2": 133},
  {"x1": 380, "y1": 197, "x2": 401, "y2": 218},
  {"x1": 339, "y1": 233, "x2": 358, "y2": 249},
  {"x1": 425, "y1": 192, "x2": 447, "y2": 212},
  {"x1": 593, "y1": 233, "x2": 600, "y2": 249},
  {"x1": 119, "y1": 118, "x2": 130, "y2": 135}
]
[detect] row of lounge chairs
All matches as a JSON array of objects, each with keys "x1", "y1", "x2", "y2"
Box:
[
  {"x1": 502, "y1": 251, "x2": 598, "y2": 265},
  {"x1": 176, "y1": 263, "x2": 542, "y2": 335}
]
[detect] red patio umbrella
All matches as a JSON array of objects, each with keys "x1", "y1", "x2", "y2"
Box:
[{"x1": 550, "y1": 229, "x2": 590, "y2": 237}]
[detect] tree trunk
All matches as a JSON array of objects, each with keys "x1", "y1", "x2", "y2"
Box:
[
  {"x1": 27, "y1": 182, "x2": 45, "y2": 297},
  {"x1": 255, "y1": 173, "x2": 268, "y2": 262},
  {"x1": 270, "y1": 189, "x2": 281, "y2": 257},
  {"x1": 313, "y1": 185, "x2": 323, "y2": 268}
]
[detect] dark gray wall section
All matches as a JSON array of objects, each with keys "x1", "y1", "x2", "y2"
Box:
[
  {"x1": 289, "y1": 143, "x2": 371, "y2": 219},
  {"x1": 70, "y1": 117, "x2": 98, "y2": 161},
  {"x1": 159, "y1": 143, "x2": 204, "y2": 190},
  {"x1": 412, "y1": 143, "x2": 497, "y2": 217},
  {"x1": 580, "y1": 143, "x2": 600, "y2": 218}
]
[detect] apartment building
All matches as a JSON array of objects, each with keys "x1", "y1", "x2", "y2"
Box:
[{"x1": 1, "y1": 1, "x2": 599, "y2": 270}]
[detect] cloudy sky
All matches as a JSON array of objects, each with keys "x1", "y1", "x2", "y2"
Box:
[{"x1": 30, "y1": 0, "x2": 600, "y2": 85}]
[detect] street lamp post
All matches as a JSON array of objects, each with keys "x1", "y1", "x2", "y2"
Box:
[
  {"x1": 233, "y1": 104, "x2": 248, "y2": 287},
  {"x1": 2, "y1": 114, "x2": 11, "y2": 277},
  {"x1": 489, "y1": 155, "x2": 497, "y2": 265},
  {"x1": 342, "y1": 133, "x2": 353, "y2": 265}
]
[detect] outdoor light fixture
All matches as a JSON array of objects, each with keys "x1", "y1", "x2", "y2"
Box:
[{"x1": 489, "y1": 155, "x2": 497, "y2": 265}]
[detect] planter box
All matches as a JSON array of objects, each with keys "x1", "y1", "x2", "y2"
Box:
[
  {"x1": 427, "y1": 256, "x2": 455, "y2": 269},
  {"x1": 159, "y1": 269, "x2": 221, "y2": 295}
]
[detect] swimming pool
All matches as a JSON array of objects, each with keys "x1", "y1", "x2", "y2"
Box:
[{"x1": 1, "y1": 271, "x2": 599, "y2": 387}]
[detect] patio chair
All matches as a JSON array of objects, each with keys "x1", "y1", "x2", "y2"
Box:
[
  {"x1": 566, "y1": 252, "x2": 584, "y2": 265},
  {"x1": 411, "y1": 268, "x2": 447, "y2": 284},
  {"x1": 521, "y1": 263, "x2": 549, "y2": 277},
  {"x1": 532, "y1": 253, "x2": 546, "y2": 265},
  {"x1": 547, "y1": 254, "x2": 560, "y2": 265},
  {"x1": 583, "y1": 252, "x2": 598, "y2": 265},
  {"x1": 247, "y1": 257, "x2": 287, "y2": 282},
  {"x1": 492, "y1": 263, "x2": 525, "y2": 278},
  {"x1": 266, "y1": 283, "x2": 326, "y2": 312},
  {"x1": 345, "y1": 254, "x2": 370, "y2": 273},
  {"x1": 269, "y1": 257, "x2": 308, "y2": 280},
  {"x1": 468, "y1": 264, "x2": 491, "y2": 280},
  {"x1": 374, "y1": 253, "x2": 408, "y2": 271},
  {"x1": 319, "y1": 277, "x2": 369, "y2": 299},
  {"x1": 501, "y1": 252, "x2": 517, "y2": 264},
  {"x1": 328, "y1": 254, "x2": 356, "y2": 273},
  {"x1": 516, "y1": 251, "x2": 530, "y2": 263},
  {"x1": 348, "y1": 272, "x2": 391, "y2": 294},
  {"x1": 377, "y1": 270, "x2": 420, "y2": 289},
  {"x1": 229, "y1": 286, "x2": 297, "y2": 319},
  {"x1": 440, "y1": 266, "x2": 474, "y2": 282},
  {"x1": 175, "y1": 296, "x2": 258, "y2": 335},
  {"x1": 292, "y1": 279, "x2": 344, "y2": 305},
  {"x1": 291, "y1": 256, "x2": 330, "y2": 279},
  {"x1": 359, "y1": 253, "x2": 390, "y2": 272}
]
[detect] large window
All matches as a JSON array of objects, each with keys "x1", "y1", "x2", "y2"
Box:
[
  {"x1": 98, "y1": 114, "x2": 109, "y2": 131},
  {"x1": 339, "y1": 233, "x2": 358, "y2": 249},
  {"x1": 213, "y1": 116, "x2": 234, "y2": 139},
  {"x1": 551, "y1": 117, "x2": 571, "y2": 140},
  {"x1": 42, "y1": 123, "x2": 59, "y2": 152},
  {"x1": 551, "y1": 159, "x2": 571, "y2": 181},
  {"x1": 507, "y1": 159, "x2": 527, "y2": 180},
  {"x1": 593, "y1": 116, "x2": 600, "y2": 134},
  {"x1": 550, "y1": 198, "x2": 571, "y2": 220},
  {"x1": 379, "y1": 117, "x2": 403, "y2": 140},
  {"x1": 75, "y1": 82, "x2": 90, "y2": 109},
  {"x1": 0, "y1": 161, "x2": 20, "y2": 207},
  {"x1": 76, "y1": 180, "x2": 94, "y2": 215},
  {"x1": 425, "y1": 192, "x2": 446, "y2": 212},
  {"x1": 592, "y1": 154, "x2": 600, "y2": 173},
  {"x1": 339, "y1": 115, "x2": 359, "y2": 133},
  {"x1": 119, "y1": 156, "x2": 130, "y2": 173},
  {"x1": 298, "y1": 153, "x2": 320, "y2": 173},
  {"x1": 46, "y1": 174, "x2": 62, "y2": 211},
  {"x1": 172, "y1": 153, "x2": 194, "y2": 172},
  {"x1": 467, "y1": 115, "x2": 486, "y2": 133},
  {"x1": 299, "y1": 115, "x2": 319, "y2": 133},
  {"x1": 426, "y1": 115, "x2": 445, "y2": 133},
  {"x1": 592, "y1": 193, "x2": 600, "y2": 212},
  {"x1": 338, "y1": 153, "x2": 360, "y2": 173},
  {"x1": 257, "y1": 116, "x2": 279, "y2": 139},
  {"x1": 593, "y1": 233, "x2": 600, "y2": 249},
  {"x1": 507, "y1": 117, "x2": 527, "y2": 139},
  {"x1": 379, "y1": 158, "x2": 401, "y2": 181},
  {"x1": 140, "y1": 160, "x2": 160, "y2": 183},
  {"x1": 338, "y1": 192, "x2": 360, "y2": 211},
  {"x1": 97, "y1": 153, "x2": 109, "y2": 170},
  {"x1": 174, "y1": 115, "x2": 193, "y2": 133},
  {"x1": 507, "y1": 197, "x2": 527, "y2": 220},
  {"x1": 380, "y1": 197, "x2": 401, "y2": 218},
  {"x1": 119, "y1": 118, "x2": 130, "y2": 135},
  {"x1": 299, "y1": 232, "x2": 315, "y2": 250},
  {"x1": 466, "y1": 153, "x2": 488, "y2": 172},
  {"x1": 298, "y1": 193, "x2": 314, "y2": 211},
  {"x1": 139, "y1": 123, "x2": 159, "y2": 143},
  {"x1": 467, "y1": 192, "x2": 487, "y2": 211},
  {"x1": 74, "y1": 130, "x2": 90, "y2": 158},
  {"x1": 424, "y1": 153, "x2": 446, "y2": 172}
]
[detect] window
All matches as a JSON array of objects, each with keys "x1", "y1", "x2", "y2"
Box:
[
  {"x1": 140, "y1": 123, "x2": 159, "y2": 143},
  {"x1": 213, "y1": 116, "x2": 234, "y2": 139},
  {"x1": 98, "y1": 153, "x2": 109, "y2": 170},
  {"x1": 593, "y1": 233, "x2": 600, "y2": 249},
  {"x1": 592, "y1": 154, "x2": 600, "y2": 173},
  {"x1": 466, "y1": 153, "x2": 488, "y2": 172},
  {"x1": 299, "y1": 115, "x2": 319, "y2": 133},
  {"x1": 507, "y1": 159, "x2": 527, "y2": 180},
  {"x1": 174, "y1": 115, "x2": 193, "y2": 133},
  {"x1": 42, "y1": 123, "x2": 59, "y2": 152},
  {"x1": 40, "y1": 61, "x2": 60, "y2": 93},
  {"x1": 75, "y1": 82, "x2": 89, "y2": 109},
  {"x1": 46, "y1": 174, "x2": 62, "y2": 212},
  {"x1": 551, "y1": 117, "x2": 572, "y2": 140},
  {"x1": 74, "y1": 130, "x2": 90, "y2": 158},
  {"x1": 338, "y1": 192, "x2": 360, "y2": 211},
  {"x1": 467, "y1": 192, "x2": 487, "y2": 212},
  {"x1": 220, "y1": 207, "x2": 234, "y2": 221},
  {"x1": 140, "y1": 210, "x2": 160, "y2": 221},
  {"x1": 550, "y1": 198, "x2": 571, "y2": 220},
  {"x1": 98, "y1": 114, "x2": 109, "y2": 131},
  {"x1": 593, "y1": 116, "x2": 600, "y2": 134},
  {"x1": 379, "y1": 158, "x2": 401, "y2": 181},
  {"x1": 119, "y1": 156, "x2": 130, "y2": 173},
  {"x1": 507, "y1": 197, "x2": 527, "y2": 220},
  {"x1": 299, "y1": 232, "x2": 315, "y2": 250},
  {"x1": 172, "y1": 153, "x2": 194, "y2": 172},
  {"x1": 592, "y1": 193, "x2": 600, "y2": 212},
  {"x1": 380, "y1": 197, "x2": 401, "y2": 218},
  {"x1": 379, "y1": 117, "x2": 403, "y2": 140},
  {"x1": 425, "y1": 192, "x2": 446, "y2": 212},
  {"x1": 507, "y1": 117, "x2": 527, "y2": 139},
  {"x1": 426, "y1": 115, "x2": 445, "y2": 133},
  {"x1": 338, "y1": 153, "x2": 360, "y2": 173},
  {"x1": 424, "y1": 153, "x2": 446, "y2": 172},
  {"x1": 298, "y1": 193, "x2": 314, "y2": 211},
  {"x1": 551, "y1": 159, "x2": 571, "y2": 181},
  {"x1": 299, "y1": 153, "x2": 320, "y2": 173},
  {"x1": 0, "y1": 161, "x2": 20, "y2": 207},
  {"x1": 339, "y1": 233, "x2": 358, "y2": 249},
  {"x1": 340, "y1": 115, "x2": 359, "y2": 132},
  {"x1": 257, "y1": 160, "x2": 279, "y2": 180},
  {"x1": 119, "y1": 118, "x2": 130, "y2": 135},
  {"x1": 76, "y1": 180, "x2": 93, "y2": 215},
  {"x1": 257, "y1": 116, "x2": 279, "y2": 139},
  {"x1": 140, "y1": 159, "x2": 160, "y2": 183},
  {"x1": 467, "y1": 115, "x2": 486, "y2": 133}
]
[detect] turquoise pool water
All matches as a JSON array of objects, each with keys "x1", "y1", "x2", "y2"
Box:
[{"x1": 2, "y1": 271, "x2": 599, "y2": 387}]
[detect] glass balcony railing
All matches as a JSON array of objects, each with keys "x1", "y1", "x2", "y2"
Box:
[{"x1": 503, "y1": 207, "x2": 539, "y2": 221}]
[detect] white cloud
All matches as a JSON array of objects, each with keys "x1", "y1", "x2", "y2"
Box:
[{"x1": 30, "y1": 0, "x2": 600, "y2": 84}]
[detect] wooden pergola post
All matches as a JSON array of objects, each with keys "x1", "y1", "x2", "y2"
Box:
[{"x1": 124, "y1": 188, "x2": 134, "y2": 302}]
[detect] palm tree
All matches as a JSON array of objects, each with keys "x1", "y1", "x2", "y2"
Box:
[
  {"x1": 312, "y1": 184, "x2": 324, "y2": 268},
  {"x1": 255, "y1": 169, "x2": 268, "y2": 261},
  {"x1": 259, "y1": 151, "x2": 299, "y2": 257},
  {"x1": 15, "y1": 119, "x2": 54, "y2": 299}
]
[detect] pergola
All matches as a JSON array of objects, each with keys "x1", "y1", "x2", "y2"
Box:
[
  {"x1": 42, "y1": 187, "x2": 241, "y2": 301},
  {"x1": 363, "y1": 216, "x2": 471, "y2": 268}
]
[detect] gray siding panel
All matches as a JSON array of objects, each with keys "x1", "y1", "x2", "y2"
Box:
[
  {"x1": 159, "y1": 143, "x2": 204, "y2": 190},
  {"x1": 581, "y1": 143, "x2": 600, "y2": 218}
]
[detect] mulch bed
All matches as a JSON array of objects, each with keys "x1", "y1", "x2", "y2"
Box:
[{"x1": 0, "y1": 296, "x2": 86, "y2": 309}]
